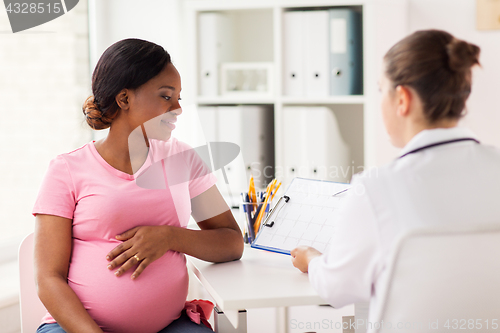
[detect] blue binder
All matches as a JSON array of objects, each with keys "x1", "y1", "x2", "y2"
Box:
[{"x1": 329, "y1": 8, "x2": 363, "y2": 95}]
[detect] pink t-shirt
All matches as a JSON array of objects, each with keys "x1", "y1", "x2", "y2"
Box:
[{"x1": 32, "y1": 138, "x2": 217, "y2": 333}]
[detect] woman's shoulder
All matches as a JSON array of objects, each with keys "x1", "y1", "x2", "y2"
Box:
[{"x1": 48, "y1": 142, "x2": 93, "y2": 168}]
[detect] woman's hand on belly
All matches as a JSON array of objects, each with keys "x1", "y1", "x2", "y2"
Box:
[{"x1": 106, "y1": 226, "x2": 173, "y2": 279}]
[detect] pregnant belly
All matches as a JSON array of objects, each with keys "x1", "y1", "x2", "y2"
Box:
[{"x1": 68, "y1": 239, "x2": 188, "y2": 333}]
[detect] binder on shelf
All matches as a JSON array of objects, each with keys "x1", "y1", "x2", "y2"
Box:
[
  {"x1": 198, "y1": 106, "x2": 274, "y2": 198},
  {"x1": 282, "y1": 106, "x2": 350, "y2": 187},
  {"x1": 304, "y1": 10, "x2": 330, "y2": 97},
  {"x1": 282, "y1": 11, "x2": 305, "y2": 96},
  {"x1": 251, "y1": 177, "x2": 351, "y2": 255},
  {"x1": 198, "y1": 12, "x2": 232, "y2": 97},
  {"x1": 329, "y1": 8, "x2": 363, "y2": 95}
]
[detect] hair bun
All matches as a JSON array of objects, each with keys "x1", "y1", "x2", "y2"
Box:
[
  {"x1": 446, "y1": 38, "x2": 480, "y2": 73},
  {"x1": 82, "y1": 96, "x2": 111, "y2": 130}
]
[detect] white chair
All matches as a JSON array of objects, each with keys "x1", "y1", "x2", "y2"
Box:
[
  {"x1": 373, "y1": 226, "x2": 500, "y2": 333},
  {"x1": 19, "y1": 232, "x2": 46, "y2": 333}
]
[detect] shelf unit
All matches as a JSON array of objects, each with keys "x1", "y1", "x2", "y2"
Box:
[{"x1": 181, "y1": 0, "x2": 409, "y2": 190}]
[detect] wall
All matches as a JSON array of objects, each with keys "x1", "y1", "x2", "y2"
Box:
[{"x1": 0, "y1": 0, "x2": 91, "y2": 244}]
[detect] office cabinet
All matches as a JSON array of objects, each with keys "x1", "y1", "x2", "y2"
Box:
[{"x1": 182, "y1": 0, "x2": 409, "y2": 192}]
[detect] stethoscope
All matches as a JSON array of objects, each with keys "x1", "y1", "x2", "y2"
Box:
[{"x1": 398, "y1": 138, "x2": 480, "y2": 159}]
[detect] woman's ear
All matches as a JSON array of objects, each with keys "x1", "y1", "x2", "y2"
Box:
[
  {"x1": 115, "y1": 89, "x2": 130, "y2": 111},
  {"x1": 395, "y1": 85, "x2": 412, "y2": 118}
]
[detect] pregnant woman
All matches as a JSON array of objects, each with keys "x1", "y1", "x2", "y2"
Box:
[{"x1": 33, "y1": 38, "x2": 244, "y2": 333}]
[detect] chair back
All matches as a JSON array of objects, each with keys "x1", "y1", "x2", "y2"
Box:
[
  {"x1": 19, "y1": 233, "x2": 46, "y2": 333},
  {"x1": 374, "y1": 226, "x2": 500, "y2": 333}
]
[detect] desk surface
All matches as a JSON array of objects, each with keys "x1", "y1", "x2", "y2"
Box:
[{"x1": 187, "y1": 245, "x2": 326, "y2": 311}]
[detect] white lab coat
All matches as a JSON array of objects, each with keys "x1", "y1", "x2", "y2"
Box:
[{"x1": 308, "y1": 127, "x2": 500, "y2": 327}]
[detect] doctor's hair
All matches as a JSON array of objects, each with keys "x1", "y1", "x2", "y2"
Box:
[
  {"x1": 384, "y1": 29, "x2": 480, "y2": 123},
  {"x1": 82, "y1": 38, "x2": 172, "y2": 130}
]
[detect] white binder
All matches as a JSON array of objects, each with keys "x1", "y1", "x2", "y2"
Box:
[
  {"x1": 282, "y1": 106, "x2": 350, "y2": 187},
  {"x1": 305, "y1": 106, "x2": 350, "y2": 181},
  {"x1": 199, "y1": 106, "x2": 274, "y2": 197},
  {"x1": 198, "y1": 13, "x2": 232, "y2": 96},
  {"x1": 304, "y1": 10, "x2": 330, "y2": 97},
  {"x1": 197, "y1": 106, "x2": 218, "y2": 143},
  {"x1": 282, "y1": 11, "x2": 305, "y2": 96},
  {"x1": 282, "y1": 107, "x2": 306, "y2": 185},
  {"x1": 329, "y1": 8, "x2": 363, "y2": 95},
  {"x1": 216, "y1": 106, "x2": 246, "y2": 195}
]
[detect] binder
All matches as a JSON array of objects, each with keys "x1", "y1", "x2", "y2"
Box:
[
  {"x1": 198, "y1": 13, "x2": 232, "y2": 96},
  {"x1": 197, "y1": 106, "x2": 218, "y2": 143},
  {"x1": 304, "y1": 106, "x2": 350, "y2": 182},
  {"x1": 200, "y1": 106, "x2": 274, "y2": 198},
  {"x1": 251, "y1": 177, "x2": 351, "y2": 255},
  {"x1": 329, "y1": 8, "x2": 363, "y2": 95},
  {"x1": 282, "y1": 11, "x2": 305, "y2": 96},
  {"x1": 282, "y1": 106, "x2": 307, "y2": 186},
  {"x1": 216, "y1": 106, "x2": 247, "y2": 196},
  {"x1": 282, "y1": 106, "x2": 351, "y2": 186},
  {"x1": 304, "y1": 10, "x2": 330, "y2": 97}
]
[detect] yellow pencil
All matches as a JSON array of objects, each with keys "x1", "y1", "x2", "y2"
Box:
[
  {"x1": 270, "y1": 182, "x2": 282, "y2": 202},
  {"x1": 254, "y1": 179, "x2": 277, "y2": 234},
  {"x1": 248, "y1": 176, "x2": 256, "y2": 203}
]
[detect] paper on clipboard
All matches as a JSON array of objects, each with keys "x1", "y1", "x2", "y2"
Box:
[{"x1": 251, "y1": 178, "x2": 350, "y2": 255}]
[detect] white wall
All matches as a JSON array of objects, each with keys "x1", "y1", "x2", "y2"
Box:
[
  {"x1": 0, "y1": 0, "x2": 91, "y2": 244},
  {"x1": 89, "y1": 0, "x2": 187, "y2": 142},
  {"x1": 90, "y1": 0, "x2": 182, "y2": 81},
  {"x1": 408, "y1": 0, "x2": 500, "y2": 146}
]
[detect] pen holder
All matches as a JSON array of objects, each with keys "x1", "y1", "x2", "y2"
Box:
[{"x1": 240, "y1": 201, "x2": 270, "y2": 244}]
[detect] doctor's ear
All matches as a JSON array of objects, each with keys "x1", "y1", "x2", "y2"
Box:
[
  {"x1": 115, "y1": 89, "x2": 130, "y2": 110},
  {"x1": 395, "y1": 85, "x2": 412, "y2": 117}
]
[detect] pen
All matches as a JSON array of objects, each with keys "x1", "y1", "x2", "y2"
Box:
[{"x1": 332, "y1": 188, "x2": 350, "y2": 196}]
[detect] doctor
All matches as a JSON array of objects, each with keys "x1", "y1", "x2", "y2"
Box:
[{"x1": 291, "y1": 29, "x2": 500, "y2": 323}]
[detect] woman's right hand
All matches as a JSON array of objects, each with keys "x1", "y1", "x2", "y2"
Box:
[{"x1": 35, "y1": 214, "x2": 103, "y2": 333}]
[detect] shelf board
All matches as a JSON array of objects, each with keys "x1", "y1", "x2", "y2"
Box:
[
  {"x1": 195, "y1": 95, "x2": 365, "y2": 105},
  {"x1": 280, "y1": 95, "x2": 365, "y2": 105},
  {"x1": 196, "y1": 96, "x2": 276, "y2": 105},
  {"x1": 186, "y1": 0, "x2": 366, "y2": 11}
]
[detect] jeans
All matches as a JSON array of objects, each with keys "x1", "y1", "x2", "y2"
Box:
[{"x1": 36, "y1": 311, "x2": 214, "y2": 333}]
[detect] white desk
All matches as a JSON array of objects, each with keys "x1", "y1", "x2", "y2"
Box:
[{"x1": 187, "y1": 245, "x2": 331, "y2": 332}]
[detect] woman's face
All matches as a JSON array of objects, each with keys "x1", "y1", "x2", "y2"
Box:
[
  {"x1": 379, "y1": 69, "x2": 405, "y2": 148},
  {"x1": 127, "y1": 62, "x2": 182, "y2": 142}
]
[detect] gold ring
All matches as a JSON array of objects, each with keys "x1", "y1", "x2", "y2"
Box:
[{"x1": 133, "y1": 254, "x2": 140, "y2": 262}]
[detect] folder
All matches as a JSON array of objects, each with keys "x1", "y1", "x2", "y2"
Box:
[
  {"x1": 282, "y1": 106, "x2": 306, "y2": 186},
  {"x1": 282, "y1": 106, "x2": 351, "y2": 185},
  {"x1": 197, "y1": 106, "x2": 218, "y2": 143},
  {"x1": 198, "y1": 13, "x2": 232, "y2": 96},
  {"x1": 202, "y1": 106, "x2": 274, "y2": 198},
  {"x1": 282, "y1": 11, "x2": 305, "y2": 96},
  {"x1": 304, "y1": 106, "x2": 350, "y2": 182},
  {"x1": 329, "y1": 8, "x2": 363, "y2": 95},
  {"x1": 304, "y1": 10, "x2": 330, "y2": 97},
  {"x1": 251, "y1": 177, "x2": 351, "y2": 255},
  {"x1": 216, "y1": 106, "x2": 247, "y2": 196}
]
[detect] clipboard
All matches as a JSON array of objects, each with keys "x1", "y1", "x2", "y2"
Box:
[{"x1": 251, "y1": 177, "x2": 350, "y2": 255}]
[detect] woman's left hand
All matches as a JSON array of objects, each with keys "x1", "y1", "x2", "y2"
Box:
[
  {"x1": 106, "y1": 226, "x2": 171, "y2": 279},
  {"x1": 291, "y1": 246, "x2": 322, "y2": 273}
]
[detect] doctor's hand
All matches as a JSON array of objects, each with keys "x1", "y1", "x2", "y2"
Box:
[
  {"x1": 291, "y1": 246, "x2": 322, "y2": 273},
  {"x1": 106, "y1": 226, "x2": 172, "y2": 280}
]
